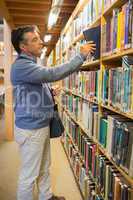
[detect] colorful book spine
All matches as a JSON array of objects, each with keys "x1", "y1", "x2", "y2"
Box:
[
  {"x1": 99, "y1": 117, "x2": 108, "y2": 148},
  {"x1": 102, "y1": 1, "x2": 133, "y2": 55},
  {"x1": 102, "y1": 55, "x2": 133, "y2": 113},
  {"x1": 61, "y1": 92, "x2": 99, "y2": 136},
  {"x1": 124, "y1": 1, "x2": 133, "y2": 49},
  {"x1": 96, "y1": 155, "x2": 133, "y2": 200},
  {"x1": 112, "y1": 9, "x2": 119, "y2": 52},
  {"x1": 62, "y1": 70, "x2": 99, "y2": 100}
]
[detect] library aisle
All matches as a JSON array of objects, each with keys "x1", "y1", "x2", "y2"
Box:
[{"x1": 0, "y1": 139, "x2": 82, "y2": 200}]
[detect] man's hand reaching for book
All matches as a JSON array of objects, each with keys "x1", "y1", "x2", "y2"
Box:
[{"x1": 80, "y1": 42, "x2": 96, "y2": 58}]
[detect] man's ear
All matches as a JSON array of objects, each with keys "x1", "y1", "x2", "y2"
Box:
[{"x1": 19, "y1": 43, "x2": 26, "y2": 51}]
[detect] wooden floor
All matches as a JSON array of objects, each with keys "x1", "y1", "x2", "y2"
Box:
[{"x1": 0, "y1": 138, "x2": 82, "y2": 200}]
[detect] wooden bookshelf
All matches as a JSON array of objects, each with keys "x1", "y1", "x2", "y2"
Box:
[
  {"x1": 72, "y1": 33, "x2": 84, "y2": 45},
  {"x1": 81, "y1": 59, "x2": 100, "y2": 70},
  {"x1": 51, "y1": 0, "x2": 133, "y2": 198},
  {"x1": 101, "y1": 104, "x2": 133, "y2": 120},
  {"x1": 62, "y1": 0, "x2": 89, "y2": 35},
  {"x1": 98, "y1": 144, "x2": 133, "y2": 186},
  {"x1": 87, "y1": 16, "x2": 101, "y2": 29},
  {"x1": 61, "y1": 141, "x2": 85, "y2": 200},
  {"x1": 61, "y1": 105, "x2": 90, "y2": 138},
  {"x1": 63, "y1": 88, "x2": 98, "y2": 105},
  {"x1": 62, "y1": 17, "x2": 101, "y2": 57},
  {"x1": 67, "y1": 133, "x2": 85, "y2": 164},
  {"x1": 67, "y1": 133, "x2": 98, "y2": 187},
  {"x1": 102, "y1": 48, "x2": 133, "y2": 62},
  {"x1": 60, "y1": 104, "x2": 133, "y2": 187},
  {"x1": 103, "y1": 0, "x2": 127, "y2": 16},
  {"x1": 62, "y1": 11, "x2": 101, "y2": 57}
]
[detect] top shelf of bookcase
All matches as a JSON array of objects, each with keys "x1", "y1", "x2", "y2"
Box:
[
  {"x1": 103, "y1": 0, "x2": 128, "y2": 16},
  {"x1": 62, "y1": 16, "x2": 101, "y2": 56},
  {"x1": 62, "y1": 0, "x2": 128, "y2": 37},
  {"x1": 62, "y1": 0, "x2": 89, "y2": 35}
]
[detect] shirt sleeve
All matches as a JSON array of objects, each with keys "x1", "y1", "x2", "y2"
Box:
[{"x1": 12, "y1": 54, "x2": 85, "y2": 84}]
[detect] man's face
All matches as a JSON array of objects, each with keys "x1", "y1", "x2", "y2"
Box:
[{"x1": 20, "y1": 31, "x2": 44, "y2": 57}]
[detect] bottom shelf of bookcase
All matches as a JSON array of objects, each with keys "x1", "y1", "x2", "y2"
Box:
[
  {"x1": 60, "y1": 105, "x2": 133, "y2": 188},
  {"x1": 61, "y1": 140, "x2": 85, "y2": 200},
  {"x1": 98, "y1": 144, "x2": 133, "y2": 187}
]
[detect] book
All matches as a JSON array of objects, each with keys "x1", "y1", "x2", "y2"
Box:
[
  {"x1": 124, "y1": 0, "x2": 133, "y2": 49},
  {"x1": 102, "y1": 55, "x2": 133, "y2": 112},
  {"x1": 99, "y1": 117, "x2": 108, "y2": 148},
  {"x1": 114, "y1": 175, "x2": 121, "y2": 200},
  {"x1": 83, "y1": 25, "x2": 101, "y2": 60},
  {"x1": 102, "y1": 1, "x2": 133, "y2": 55}
]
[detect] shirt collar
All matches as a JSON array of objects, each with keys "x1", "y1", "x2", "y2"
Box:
[{"x1": 18, "y1": 52, "x2": 37, "y2": 63}]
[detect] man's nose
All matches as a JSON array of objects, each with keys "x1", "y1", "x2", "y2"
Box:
[{"x1": 40, "y1": 40, "x2": 45, "y2": 47}]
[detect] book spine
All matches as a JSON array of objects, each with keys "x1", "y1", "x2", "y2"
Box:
[
  {"x1": 124, "y1": 2, "x2": 130, "y2": 48},
  {"x1": 112, "y1": 9, "x2": 119, "y2": 52}
]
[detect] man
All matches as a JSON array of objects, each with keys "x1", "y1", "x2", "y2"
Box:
[{"x1": 10, "y1": 25, "x2": 95, "y2": 200}]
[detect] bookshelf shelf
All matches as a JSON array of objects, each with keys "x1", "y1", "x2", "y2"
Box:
[
  {"x1": 61, "y1": 105, "x2": 90, "y2": 138},
  {"x1": 87, "y1": 16, "x2": 101, "y2": 29},
  {"x1": 64, "y1": 129, "x2": 98, "y2": 191},
  {"x1": 81, "y1": 59, "x2": 100, "y2": 70},
  {"x1": 61, "y1": 141, "x2": 85, "y2": 200},
  {"x1": 62, "y1": 0, "x2": 89, "y2": 35},
  {"x1": 72, "y1": 33, "x2": 84, "y2": 45},
  {"x1": 52, "y1": 0, "x2": 133, "y2": 198},
  {"x1": 67, "y1": 133, "x2": 85, "y2": 164},
  {"x1": 103, "y1": 0, "x2": 127, "y2": 16},
  {"x1": 61, "y1": 105, "x2": 133, "y2": 187},
  {"x1": 98, "y1": 144, "x2": 133, "y2": 186},
  {"x1": 62, "y1": 17, "x2": 101, "y2": 56},
  {"x1": 63, "y1": 88, "x2": 98, "y2": 105},
  {"x1": 102, "y1": 48, "x2": 133, "y2": 62},
  {"x1": 72, "y1": 16, "x2": 101, "y2": 46},
  {"x1": 68, "y1": 131, "x2": 98, "y2": 188},
  {"x1": 101, "y1": 104, "x2": 133, "y2": 120}
]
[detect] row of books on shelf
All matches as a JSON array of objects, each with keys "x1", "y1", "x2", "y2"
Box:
[
  {"x1": 63, "y1": 134, "x2": 96, "y2": 200},
  {"x1": 61, "y1": 98, "x2": 133, "y2": 178},
  {"x1": 60, "y1": 0, "x2": 133, "y2": 59},
  {"x1": 62, "y1": 55, "x2": 133, "y2": 113},
  {"x1": 61, "y1": 92, "x2": 97, "y2": 126},
  {"x1": 62, "y1": 35, "x2": 100, "y2": 63},
  {"x1": 102, "y1": 0, "x2": 133, "y2": 55},
  {"x1": 62, "y1": 70, "x2": 99, "y2": 100},
  {"x1": 61, "y1": 0, "x2": 103, "y2": 52},
  {"x1": 62, "y1": 40, "x2": 84, "y2": 62},
  {"x1": 62, "y1": 129, "x2": 133, "y2": 200},
  {"x1": 102, "y1": 0, "x2": 116, "y2": 11},
  {"x1": 102, "y1": 56, "x2": 133, "y2": 113}
]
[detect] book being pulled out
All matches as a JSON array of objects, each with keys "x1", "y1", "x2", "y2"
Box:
[{"x1": 83, "y1": 25, "x2": 101, "y2": 60}]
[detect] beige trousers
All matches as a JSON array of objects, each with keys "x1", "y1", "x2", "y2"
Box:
[{"x1": 14, "y1": 125, "x2": 52, "y2": 200}]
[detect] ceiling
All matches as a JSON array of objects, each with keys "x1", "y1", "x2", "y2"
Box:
[{"x1": 0, "y1": 0, "x2": 79, "y2": 56}]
